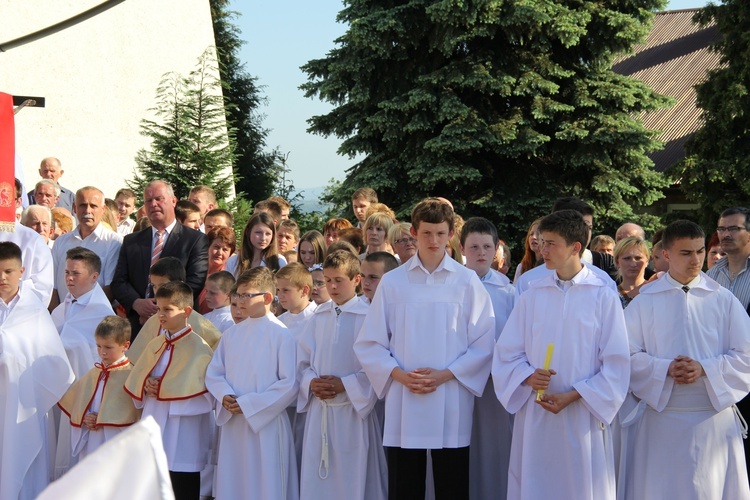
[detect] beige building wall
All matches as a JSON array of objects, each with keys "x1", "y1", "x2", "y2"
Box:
[{"x1": 0, "y1": 0, "x2": 233, "y2": 200}]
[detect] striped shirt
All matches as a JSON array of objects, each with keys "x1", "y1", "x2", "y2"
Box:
[{"x1": 706, "y1": 256, "x2": 750, "y2": 309}]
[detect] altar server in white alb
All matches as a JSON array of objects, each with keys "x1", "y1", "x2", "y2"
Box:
[
  {"x1": 623, "y1": 220, "x2": 750, "y2": 499},
  {"x1": 459, "y1": 217, "x2": 515, "y2": 500},
  {"x1": 492, "y1": 210, "x2": 630, "y2": 500},
  {"x1": 51, "y1": 247, "x2": 115, "y2": 378},
  {"x1": 297, "y1": 250, "x2": 387, "y2": 500},
  {"x1": 0, "y1": 242, "x2": 74, "y2": 500},
  {"x1": 276, "y1": 262, "x2": 318, "y2": 469},
  {"x1": 206, "y1": 267, "x2": 299, "y2": 500},
  {"x1": 354, "y1": 198, "x2": 495, "y2": 500}
]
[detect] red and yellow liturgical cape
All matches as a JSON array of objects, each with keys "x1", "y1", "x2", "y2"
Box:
[
  {"x1": 124, "y1": 326, "x2": 213, "y2": 401},
  {"x1": 58, "y1": 358, "x2": 140, "y2": 427}
]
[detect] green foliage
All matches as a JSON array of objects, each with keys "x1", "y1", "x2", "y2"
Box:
[
  {"x1": 302, "y1": 0, "x2": 670, "y2": 248},
  {"x1": 673, "y1": 1, "x2": 750, "y2": 229},
  {"x1": 209, "y1": 0, "x2": 280, "y2": 203},
  {"x1": 130, "y1": 48, "x2": 234, "y2": 201},
  {"x1": 219, "y1": 194, "x2": 254, "y2": 242}
]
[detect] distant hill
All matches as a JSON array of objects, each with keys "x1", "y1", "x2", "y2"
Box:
[{"x1": 294, "y1": 186, "x2": 328, "y2": 213}]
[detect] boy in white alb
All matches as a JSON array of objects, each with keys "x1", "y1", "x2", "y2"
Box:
[
  {"x1": 58, "y1": 316, "x2": 140, "y2": 460},
  {"x1": 354, "y1": 198, "x2": 495, "y2": 499},
  {"x1": 459, "y1": 217, "x2": 515, "y2": 500},
  {"x1": 51, "y1": 247, "x2": 115, "y2": 378},
  {"x1": 206, "y1": 267, "x2": 299, "y2": 500},
  {"x1": 623, "y1": 220, "x2": 750, "y2": 499},
  {"x1": 277, "y1": 262, "x2": 317, "y2": 468},
  {"x1": 0, "y1": 242, "x2": 74, "y2": 500},
  {"x1": 492, "y1": 210, "x2": 630, "y2": 500},
  {"x1": 124, "y1": 281, "x2": 214, "y2": 500},
  {"x1": 203, "y1": 271, "x2": 235, "y2": 333},
  {"x1": 277, "y1": 262, "x2": 317, "y2": 339},
  {"x1": 298, "y1": 250, "x2": 388, "y2": 499}
]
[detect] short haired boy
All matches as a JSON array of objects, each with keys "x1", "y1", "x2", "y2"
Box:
[
  {"x1": 276, "y1": 262, "x2": 317, "y2": 468},
  {"x1": 175, "y1": 200, "x2": 202, "y2": 230},
  {"x1": 360, "y1": 251, "x2": 398, "y2": 303},
  {"x1": 51, "y1": 247, "x2": 116, "y2": 377},
  {"x1": 114, "y1": 188, "x2": 137, "y2": 235},
  {"x1": 205, "y1": 267, "x2": 299, "y2": 499},
  {"x1": 354, "y1": 198, "x2": 495, "y2": 499},
  {"x1": 298, "y1": 251, "x2": 387, "y2": 499},
  {"x1": 254, "y1": 199, "x2": 283, "y2": 224},
  {"x1": 623, "y1": 220, "x2": 750, "y2": 498},
  {"x1": 459, "y1": 217, "x2": 515, "y2": 500},
  {"x1": 124, "y1": 281, "x2": 215, "y2": 500},
  {"x1": 491, "y1": 210, "x2": 630, "y2": 500},
  {"x1": 203, "y1": 208, "x2": 233, "y2": 235},
  {"x1": 58, "y1": 316, "x2": 140, "y2": 461},
  {"x1": 203, "y1": 271, "x2": 236, "y2": 333},
  {"x1": 268, "y1": 195, "x2": 292, "y2": 220},
  {"x1": 188, "y1": 185, "x2": 217, "y2": 222},
  {"x1": 351, "y1": 187, "x2": 378, "y2": 227},
  {"x1": 514, "y1": 198, "x2": 618, "y2": 297},
  {"x1": 0, "y1": 242, "x2": 74, "y2": 499},
  {"x1": 127, "y1": 261, "x2": 220, "y2": 363},
  {"x1": 229, "y1": 287, "x2": 245, "y2": 324},
  {"x1": 277, "y1": 262, "x2": 317, "y2": 337}
]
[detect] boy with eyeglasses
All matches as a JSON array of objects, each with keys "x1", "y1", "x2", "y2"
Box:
[{"x1": 206, "y1": 267, "x2": 299, "y2": 499}]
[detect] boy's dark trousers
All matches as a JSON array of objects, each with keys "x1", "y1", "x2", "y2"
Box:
[
  {"x1": 386, "y1": 446, "x2": 469, "y2": 500},
  {"x1": 169, "y1": 471, "x2": 200, "y2": 500}
]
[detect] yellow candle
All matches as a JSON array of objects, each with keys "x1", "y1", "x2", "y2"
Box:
[{"x1": 536, "y1": 343, "x2": 555, "y2": 401}]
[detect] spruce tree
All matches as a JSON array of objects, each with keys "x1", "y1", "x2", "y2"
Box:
[
  {"x1": 302, "y1": 0, "x2": 671, "y2": 242},
  {"x1": 130, "y1": 48, "x2": 234, "y2": 201}
]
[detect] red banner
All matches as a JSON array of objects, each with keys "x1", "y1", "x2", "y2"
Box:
[{"x1": 0, "y1": 93, "x2": 14, "y2": 231}]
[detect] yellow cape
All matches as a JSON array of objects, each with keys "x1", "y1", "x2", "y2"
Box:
[
  {"x1": 58, "y1": 359, "x2": 140, "y2": 427},
  {"x1": 124, "y1": 327, "x2": 213, "y2": 401}
]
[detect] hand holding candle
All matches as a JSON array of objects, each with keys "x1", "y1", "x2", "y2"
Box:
[{"x1": 536, "y1": 343, "x2": 555, "y2": 401}]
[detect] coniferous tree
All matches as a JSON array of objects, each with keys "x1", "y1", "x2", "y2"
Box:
[
  {"x1": 302, "y1": 0, "x2": 671, "y2": 243},
  {"x1": 675, "y1": 1, "x2": 750, "y2": 228},
  {"x1": 130, "y1": 48, "x2": 234, "y2": 201}
]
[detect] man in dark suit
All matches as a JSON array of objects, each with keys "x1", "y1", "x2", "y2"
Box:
[{"x1": 111, "y1": 180, "x2": 208, "y2": 338}]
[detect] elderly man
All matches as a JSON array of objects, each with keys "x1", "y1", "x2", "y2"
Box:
[
  {"x1": 27, "y1": 157, "x2": 75, "y2": 211},
  {"x1": 32, "y1": 179, "x2": 61, "y2": 209},
  {"x1": 111, "y1": 180, "x2": 209, "y2": 337},
  {"x1": 21, "y1": 205, "x2": 53, "y2": 245},
  {"x1": 0, "y1": 185, "x2": 55, "y2": 304},
  {"x1": 616, "y1": 222, "x2": 646, "y2": 242},
  {"x1": 50, "y1": 187, "x2": 123, "y2": 310}
]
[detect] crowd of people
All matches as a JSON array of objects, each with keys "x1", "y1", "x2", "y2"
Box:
[{"x1": 1, "y1": 156, "x2": 750, "y2": 500}]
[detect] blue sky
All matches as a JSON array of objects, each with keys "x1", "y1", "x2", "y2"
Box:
[{"x1": 230, "y1": 0, "x2": 710, "y2": 191}]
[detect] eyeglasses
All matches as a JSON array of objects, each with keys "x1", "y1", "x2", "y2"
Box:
[
  {"x1": 312, "y1": 281, "x2": 326, "y2": 289},
  {"x1": 395, "y1": 237, "x2": 417, "y2": 245},
  {"x1": 716, "y1": 226, "x2": 746, "y2": 234},
  {"x1": 233, "y1": 292, "x2": 267, "y2": 301}
]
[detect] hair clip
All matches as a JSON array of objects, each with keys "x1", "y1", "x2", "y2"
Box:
[{"x1": 308, "y1": 264, "x2": 323, "y2": 272}]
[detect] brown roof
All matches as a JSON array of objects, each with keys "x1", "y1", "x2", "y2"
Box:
[{"x1": 613, "y1": 9, "x2": 722, "y2": 172}]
